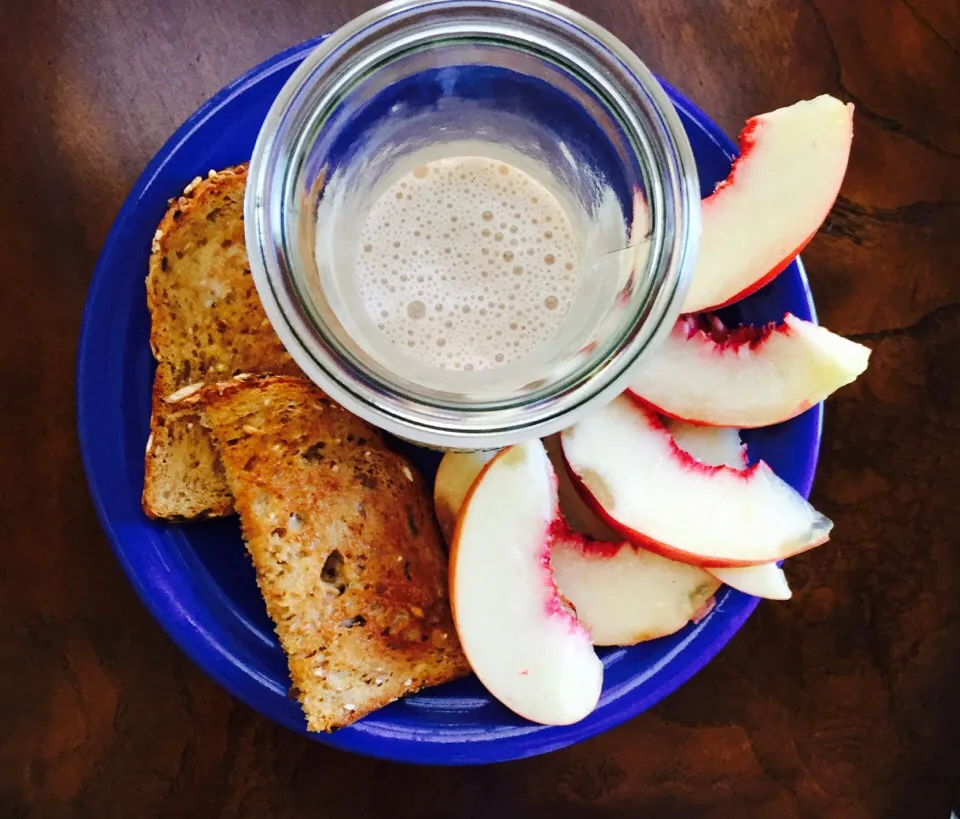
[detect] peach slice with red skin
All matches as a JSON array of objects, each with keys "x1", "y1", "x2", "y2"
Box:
[
  {"x1": 628, "y1": 313, "x2": 870, "y2": 428},
  {"x1": 683, "y1": 95, "x2": 854, "y2": 313},
  {"x1": 448, "y1": 440, "x2": 603, "y2": 725},
  {"x1": 560, "y1": 397, "x2": 832, "y2": 567}
]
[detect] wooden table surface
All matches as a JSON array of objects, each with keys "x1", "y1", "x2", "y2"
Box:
[{"x1": 2, "y1": 0, "x2": 958, "y2": 816}]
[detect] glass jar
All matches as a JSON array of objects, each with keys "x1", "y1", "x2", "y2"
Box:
[{"x1": 246, "y1": 0, "x2": 699, "y2": 450}]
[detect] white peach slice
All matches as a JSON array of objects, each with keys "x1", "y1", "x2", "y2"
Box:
[
  {"x1": 449, "y1": 440, "x2": 603, "y2": 725},
  {"x1": 629, "y1": 313, "x2": 870, "y2": 428},
  {"x1": 550, "y1": 535, "x2": 720, "y2": 646},
  {"x1": 666, "y1": 419, "x2": 747, "y2": 469},
  {"x1": 434, "y1": 449, "x2": 496, "y2": 544},
  {"x1": 560, "y1": 396, "x2": 833, "y2": 567},
  {"x1": 709, "y1": 563, "x2": 792, "y2": 600},
  {"x1": 683, "y1": 95, "x2": 854, "y2": 313},
  {"x1": 666, "y1": 421, "x2": 792, "y2": 600}
]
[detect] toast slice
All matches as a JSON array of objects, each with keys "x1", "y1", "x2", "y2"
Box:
[
  {"x1": 143, "y1": 164, "x2": 302, "y2": 519},
  {"x1": 176, "y1": 375, "x2": 469, "y2": 731}
]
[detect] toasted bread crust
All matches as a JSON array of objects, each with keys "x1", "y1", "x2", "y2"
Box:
[
  {"x1": 142, "y1": 165, "x2": 302, "y2": 519},
  {"x1": 178, "y1": 375, "x2": 469, "y2": 730}
]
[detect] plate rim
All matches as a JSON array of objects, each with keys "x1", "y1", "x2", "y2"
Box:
[{"x1": 76, "y1": 35, "x2": 823, "y2": 765}]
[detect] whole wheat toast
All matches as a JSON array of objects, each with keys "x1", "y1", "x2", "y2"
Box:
[
  {"x1": 176, "y1": 375, "x2": 469, "y2": 731},
  {"x1": 143, "y1": 165, "x2": 302, "y2": 519}
]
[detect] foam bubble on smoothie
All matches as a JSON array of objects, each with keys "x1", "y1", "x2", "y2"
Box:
[{"x1": 355, "y1": 156, "x2": 579, "y2": 371}]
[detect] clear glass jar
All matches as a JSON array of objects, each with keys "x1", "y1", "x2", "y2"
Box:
[{"x1": 246, "y1": 0, "x2": 699, "y2": 450}]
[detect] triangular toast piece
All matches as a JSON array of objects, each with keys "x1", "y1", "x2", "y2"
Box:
[{"x1": 177, "y1": 375, "x2": 469, "y2": 731}]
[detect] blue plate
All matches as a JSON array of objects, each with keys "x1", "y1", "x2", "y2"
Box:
[{"x1": 76, "y1": 36, "x2": 821, "y2": 765}]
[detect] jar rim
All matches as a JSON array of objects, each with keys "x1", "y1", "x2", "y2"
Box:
[{"x1": 247, "y1": 0, "x2": 700, "y2": 450}]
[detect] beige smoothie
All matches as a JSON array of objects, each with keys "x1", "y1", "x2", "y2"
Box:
[{"x1": 354, "y1": 156, "x2": 580, "y2": 373}]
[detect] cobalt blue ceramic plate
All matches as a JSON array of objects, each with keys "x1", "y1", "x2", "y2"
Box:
[{"x1": 77, "y1": 36, "x2": 822, "y2": 765}]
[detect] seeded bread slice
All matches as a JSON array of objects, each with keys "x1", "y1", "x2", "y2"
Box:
[
  {"x1": 176, "y1": 375, "x2": 469, "y2": 731},
  {"x1": 142, "y1": 164, "x2": 302, "y2": 519}
]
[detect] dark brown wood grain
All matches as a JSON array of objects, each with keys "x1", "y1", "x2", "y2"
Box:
[{"x1": 1, "y1": 0, "x2": 957, "y2": 816}]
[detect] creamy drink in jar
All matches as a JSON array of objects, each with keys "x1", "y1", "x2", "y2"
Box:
[
  {"x1": 356, "y1": 155, "x2": 579, "y2": 373},
  {"x1": 316, "y1": 142, "x2": 635, "y2": 393}
]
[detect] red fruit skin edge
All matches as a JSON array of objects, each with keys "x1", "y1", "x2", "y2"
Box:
[
  {"x1": 620, "y1": 394, "x2": 750, "y2": 469},
  {"x1": 708, "y1": 117, "x2": 762, "y2": 198},
  {"x1": 541, "y1": 471, "x2": 586, "y2": 633},
  {"x1": 685, "y1": 313, "x2": 785, "y2": 349},
  {"x1": 548, "y1": 518, "x2": 625, "y2": 560},
  {"x1": 624, "y1": 390, "x2": 704, "y2": 426}
]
